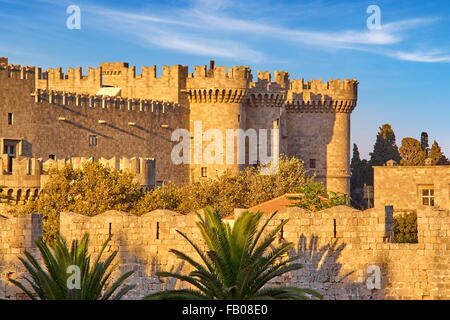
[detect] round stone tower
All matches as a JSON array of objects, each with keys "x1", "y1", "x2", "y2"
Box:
[
  {"x1": 186, "y1": 62, "x2": 251, "y2": 182},
  {"x1": 285, "y1": 78, "x2": 358, "y2": 195}
]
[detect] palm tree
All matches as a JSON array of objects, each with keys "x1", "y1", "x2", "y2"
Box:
[
  {"x1": 146, "y1": 208, "x2": 322, "y2": 300},
  {"x1": 10, "y1": 233, "x2": 135, "y2": 300}
]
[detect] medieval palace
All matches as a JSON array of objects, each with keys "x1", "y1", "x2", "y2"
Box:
[{"x1": 0, "y1": 57, "x2": 358, "y2": 202}]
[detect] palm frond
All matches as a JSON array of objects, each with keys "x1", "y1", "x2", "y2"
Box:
[
  {"x1": 145, "y1": 208, "x2": 321, "y2": 300},
  {"x1": 10, "y1": 233, "x2": 135, "y2": 300}
]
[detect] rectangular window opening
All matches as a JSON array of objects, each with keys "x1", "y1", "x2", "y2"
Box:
[
  {"x1": 156, "y1": 222, "x2": 160, "y2": 240},
  {"x1": 89, "y1": 135, "x2": 98, "y2": 146},
  {"x1": 421, "y1": 188, "x2": 435, "y2": 206}
]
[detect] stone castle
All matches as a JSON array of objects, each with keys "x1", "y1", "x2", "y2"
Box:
[{"x1": 0, "y1": 57, "x2": 358, "y2": 200}]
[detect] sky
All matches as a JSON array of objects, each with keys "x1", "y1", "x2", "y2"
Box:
[{"x1": 1, "y1": 0, "x2": 449, "y2": 158}]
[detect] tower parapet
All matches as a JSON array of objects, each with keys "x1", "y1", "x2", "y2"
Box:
[
  {"x1": 286, "y1": 78, "x2": 358, "y2": 113},
  {"x1": 187, "y1": 63, "x2": 251, "y2": 90}
]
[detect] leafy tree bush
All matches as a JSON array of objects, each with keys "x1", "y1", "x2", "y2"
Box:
[
  {"x1": 19, "y1": 162, "x2": 143, "y2": 242},
  {"x1": 429, "y1": 140, "x2": 450, "y2": 165},
  {"x1": 393, "y1": 212, "x2": 418, "y2": 243},
  {"x1": 399, "y1": 138, "x2": 427, "y2": 166},
  {"x1": 134, "y1": 156, "x2": 313, "y2": 216},
  {"x1": 289, "y1": 182, "x2": 349, "y2": 211},
  {"x1": 146, "y1": 208, "x2": 322, "y2": 300},
  {"x1": 10, "y1": 233, "x2": 135, "y2": 300}
]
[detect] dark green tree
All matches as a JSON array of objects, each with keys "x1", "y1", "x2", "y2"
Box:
[
  {"x1": 367, "y1": 124, "x2": 401, "y2": 185},
  {"x1": 420, "y1": 132, "x2": 429, "y2": 152},
  {"x1": 350, "y1": 144, "x2": 363, "y2": 191}
]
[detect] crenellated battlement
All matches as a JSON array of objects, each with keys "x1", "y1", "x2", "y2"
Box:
[
  {"x1": 0, "y1": 57, "x2": 358, "y2": 112},
  {"x1": 244, "y1": 70, "x2": 358, "y2": 112},
  {"x1": 34, "y1": 62, "x2": 189, "y2": 101},
  {"x1": 186, "y1": 62, "x2": 252, "y2": 94},
  {"x1": 0, "y1": 156, "x2": 156, "y2": 201},
  {"x1": 32, "y1": 89, "x2": 181, "y2": 114},
  {"x1": 0, "y1": 61, "x2": 36, "y2": 82}
]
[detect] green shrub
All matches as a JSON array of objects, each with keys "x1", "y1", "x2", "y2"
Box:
[
  {"x1": 134, "y1": 155, "x2": 313, "y2": 216},
  {"x1": 393, "y1": 212, "x2": 418, "y2": 243},
  {"x1": 19, "y1": 162, "x2": 142, "y2": 242},
  {"x1": 289, "y1": 182, "x2": 350, "y2": 211}
]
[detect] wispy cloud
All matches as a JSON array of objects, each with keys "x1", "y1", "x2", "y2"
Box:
[
  {"x1": 80, "y1": 0, "x2": 448, "y2": 64},
  {"x1": 391, "y1": 51, "x2": 450, "y2": 63}
]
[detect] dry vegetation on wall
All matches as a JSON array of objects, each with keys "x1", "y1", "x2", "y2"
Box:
[{"x1": 14, "y1": 156, "x2": 347, "y2": 242}]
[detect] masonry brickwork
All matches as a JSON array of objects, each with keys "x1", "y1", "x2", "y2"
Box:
[
  {"x1": 374, "y1": 165, "x2": 450, "y2": 213},
  {"x1": 0, "y1": 57, "x2": 357, "y2": 195},
  {"x1": 2, "y1": 204, "x2": 448, "y2": 300},
  {"x1": 0, "y1": 213, "x2": 41, "y2": 300}
]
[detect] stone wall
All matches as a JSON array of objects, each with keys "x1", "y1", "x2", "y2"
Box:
[
  {"x1": 0, "y1": 72, "x2": 189, "y2": 185},
  {"x1": 374, "y1": 165, "x2": 450, "y2": 211},
  {"x1": 2, "y1": 205, "x2": 450, "y2": 300},
  {"x1": 59, "y1": 210, "x2": 205, "y2": 299},
  {"x1": 53, "y1": 205, "x2": 450, "y2": 300},
  {"x1": 0, "y1": 213, "x2": 41, "y2": 299}
]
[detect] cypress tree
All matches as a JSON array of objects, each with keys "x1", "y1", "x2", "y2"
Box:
[
  {"x1": 367, "y1": 124, "x2": 401, "y2": 185},
  {"x1": 350, "y1": 144, "x2": 363, "y2": 191}
]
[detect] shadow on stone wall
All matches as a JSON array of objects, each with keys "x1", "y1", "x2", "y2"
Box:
[
  {"x1": 277, "y1": 234, "x2": 386, "y2": 300},
  {"x1": 114, "y1": 231, "x2": 187, "y2": 299}
]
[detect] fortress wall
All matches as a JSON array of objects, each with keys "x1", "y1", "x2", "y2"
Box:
[
  {"x1": 55, "y1": 206, "x2": 450, "y2": 300},
  {"x1": 185, "y1": 66, "x2": 250, "y2": 181},
  {"x1": 0, "y1": 214, "x2": 42, "y2": 300},
  {"x1": 0, "y1": 89, "x2": 189, "y2": 185},
  {"x1": 288, "y1": 78, "x2": 358, "y2": 101},
  {"x1": 100, "y1": 63, "x2": 189, "y2": 102},
  {"x1": 1, "y1": 58, "x2": 359, "y2": 192},
  {"x1": 59, "y1": 210, "x2": 204, "y2": 300},
  {"x1": 285, "y1": 112, "x2": 351, "y2": 194}
]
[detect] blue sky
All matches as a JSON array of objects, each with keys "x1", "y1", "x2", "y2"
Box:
[{"x1": 1, "y1": 0, "x2": 449, "y2": 158}]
